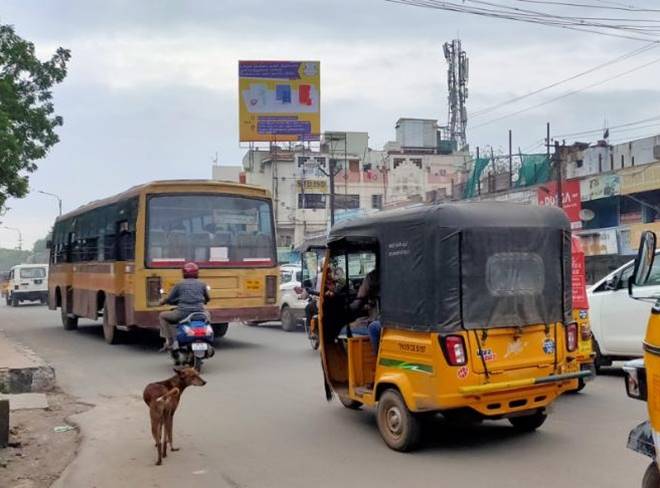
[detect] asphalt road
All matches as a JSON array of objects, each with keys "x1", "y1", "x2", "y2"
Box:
[{"x1": 0, "y1": 303, "x2": 651, "y2": 488}]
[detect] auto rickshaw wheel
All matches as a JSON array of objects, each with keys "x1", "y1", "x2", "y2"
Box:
[
  {"x1": 338, "y1": 395, "x2": 362, "y2": 410},
  {"x1": 643, "y1": 462, "x2": 660, "y2": 488},
  {"x1": 508, "y1": 411, "x2": 547, "y2": 432},
  {"x1": 377, "y1": 389, "x2": 421, "y2": 452}
]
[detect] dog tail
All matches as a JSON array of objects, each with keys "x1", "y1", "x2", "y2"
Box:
[{"x1": 156, "y1": 387, "x2": 180, "y2": 403}]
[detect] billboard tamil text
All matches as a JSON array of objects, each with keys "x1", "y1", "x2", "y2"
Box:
[{"x1": 239, "y1": 61, "x2": 320, "y2": 142}]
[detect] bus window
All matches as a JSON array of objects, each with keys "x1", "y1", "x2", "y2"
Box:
[{"x1": 146, "y1": 195, "x2": 275, "y2": 267}]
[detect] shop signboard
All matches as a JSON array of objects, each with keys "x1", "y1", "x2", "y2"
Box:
[{"x1": 537, "y1": 179, "x2": 582, "y2": 229}]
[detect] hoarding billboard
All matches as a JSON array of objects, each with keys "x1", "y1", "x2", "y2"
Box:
[
  {"x1": 238, "y1": 61, "x2": 320, "y2": 142},
  {"x1": 537, "y1": 179, "x2": 582, "y2": 229}
]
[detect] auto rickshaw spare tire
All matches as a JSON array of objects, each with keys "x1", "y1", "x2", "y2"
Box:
[
  {"x1": 508, "y1": 411, "x2": 547, "y2": 432},
  {"x1": 643, "y1": 462, "x2": 660, "y2": 488},
  {"x1": 212, "y1": 323, "x2": 228, "y2": 338},
  {"x1": 339, "y1": 395, "x2": 362, "y2": 410},
  {"x1": 376, "y1": 389, "x2": 421, "y2": 452},
  {"x1": 61, "y1": 305, "x2": 78, "y2": 330}
]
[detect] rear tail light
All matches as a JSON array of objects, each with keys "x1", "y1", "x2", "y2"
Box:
[
  {"x1": 580, "y1": 324, "x2": 592, "y2": 341},
  {"x1": 146, "y1": 276, "x2": 162, "y2": 307},
  {"x1": 265, "y1": 275, "x2": 277, "y2": 304},
  {"x1": 566, "y1": 323, "x2": 578, "y2": 352},
  {"x1": 441, "y1": 335, "x2": 467, "y2": 366}
]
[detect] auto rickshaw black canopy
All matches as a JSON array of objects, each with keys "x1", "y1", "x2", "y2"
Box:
[{"x1": 327, "y1": 202, "x2": 572, "y2": 332}]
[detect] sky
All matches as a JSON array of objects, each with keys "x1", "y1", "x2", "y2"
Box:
[{"x1": 3, "y1": 0, "x2": 660, "y2": 248}]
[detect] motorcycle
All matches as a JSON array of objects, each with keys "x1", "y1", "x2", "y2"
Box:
[{"x1": 173, "y1": 312, "x2": 215, "y2": 371}]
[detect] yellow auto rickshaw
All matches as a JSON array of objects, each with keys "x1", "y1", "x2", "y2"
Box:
[
  {"x1": 571, "y1": 235, "x2": 595, "y2": 392},
  {"x1": 311, "y1": 203, "x2": 590, "y2": 451},
  {"x1": 623, "y1": 230, "x2": 660, "y2": 486}
]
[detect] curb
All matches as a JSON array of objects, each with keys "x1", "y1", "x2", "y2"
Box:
[{"x1": 0, "y1": 333, "x2": 56, "y2": 394}]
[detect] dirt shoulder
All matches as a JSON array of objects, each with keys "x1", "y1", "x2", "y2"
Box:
[{"x1": 1, "y1": 390, "x2": 90, "y2": 488}]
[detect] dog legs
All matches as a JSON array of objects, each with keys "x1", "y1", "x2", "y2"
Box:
[
  {"x1": 152, "y1": 417, "x2": 163, "y2": 465},
  {"x1": 166, "y1": 412, "x2": 180, "y2": 451}
]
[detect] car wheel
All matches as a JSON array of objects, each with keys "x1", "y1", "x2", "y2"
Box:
[
  {"x1": 508, "y1": 411, "x2": 547, "y2": 432},
  {"x1": 643, "y1": 462, "x2": 660, "y2": 488},
  {"x1": 102, "y1": 304, "x2": 124, "y2": 345},
  {"x1": 11, "y1": 295, "x2": 19, "y2": 307},
  {"x1": 212, "y1": 323, "x2": 228, "y2": 338},
  {"x1": 281, "y1": 305, "x2": 297, "y2": 332},
  {"x1": 61, "y1": 306, "x2": 78, "y2": 330},
  {"x1": 593, "y1": 339, "x2": 610, "y2": 374},
  {"x1": 376, "y1": 389, "x2": 421, "y2": 452}
]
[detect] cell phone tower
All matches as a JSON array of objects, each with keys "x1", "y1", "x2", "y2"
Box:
[{"x1": 443, "y1": 39, "x2": 469, "y2": 150}]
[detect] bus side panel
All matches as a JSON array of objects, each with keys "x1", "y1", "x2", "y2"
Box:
[{"x1": 48, "y1": 263, "x2": 73, "y2": 311}]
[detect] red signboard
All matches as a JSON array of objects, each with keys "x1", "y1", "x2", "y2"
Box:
[
  {"x1": 537, "y1": 180, "x2": 582, "y2": 230},
  {"x1": 571, "y1": 235, "x2": 589, "y2": 310}
]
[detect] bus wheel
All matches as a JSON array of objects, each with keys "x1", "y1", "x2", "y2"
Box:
[
  {"x1": 102, "y1": 305, "x2": 124, "y2": 345},
  {"x1": 281, "y1": 306, "x2": 297, "y2": 332},
  {"x1": 377, "y1": 389, "x2": 421, "y2": 452},
  {"x1": 339, "y1": 395, "x2": 363, "y2": 410},
  {"x1": 212, "y1": 323, "x2": 228, "y2": 338},
  {"x1": 643, "y1": 462, "x2": 660, "y2": 488},
  {"x1": 61, "y1": 306, "x2": 78, "y2": 330},
  {"x1": 509, "y1": 411, "x2": 547, "y2": 432}
]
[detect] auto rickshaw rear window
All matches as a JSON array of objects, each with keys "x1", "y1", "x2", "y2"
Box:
[{"x1": 486, "y1": 253, "x2": 544, "y2": 296}]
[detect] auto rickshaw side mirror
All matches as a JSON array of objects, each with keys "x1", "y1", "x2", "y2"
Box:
[{"x1": 630, "y1": 231, "x2": 657, "y2": 296}]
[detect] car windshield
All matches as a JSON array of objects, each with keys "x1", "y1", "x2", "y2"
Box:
[
  {"x1": 20, "y1": 267, "x2": 46, "y2": 279},
  {"x1": 147, "y1": 194, "x2": 275, "y2": 267}
]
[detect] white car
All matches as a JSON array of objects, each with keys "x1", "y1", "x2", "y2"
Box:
[
  {"x1": 588, "y1": 252, "x2": 660, "y2": 369},
  {"x1": 278, "y1": 264, "x2": 307, "y2": 331},
  {"x1": 5, "y1": 264, "x2": 49, "y2": 306}
]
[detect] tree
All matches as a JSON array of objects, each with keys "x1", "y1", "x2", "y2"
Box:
[{"x1": 0, "y1": 24, "x2": 70, "y2": 211}]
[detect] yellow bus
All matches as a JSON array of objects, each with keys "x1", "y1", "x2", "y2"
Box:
[{"x1": 47, "y1": 180, "x2": 279, "y2": 344}]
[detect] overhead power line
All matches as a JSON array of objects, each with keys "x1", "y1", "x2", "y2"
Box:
[
  {"x1": 471, "y1": 41, "x2": 657, "y2": 118},
  {"x1": 470, "y1": 55, "x2": 660, "y2": 129},
  {"x1": 512, "y1": 0, "x2": 660, "y2": 13}
]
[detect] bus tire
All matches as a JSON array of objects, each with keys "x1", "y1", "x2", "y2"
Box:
[
  {"x1": 102, "y1": 304, "x2": 124, "y2": 345},
  {"x1": 280, "y1": 305, "x2": 297, "y2": 332},
  {"x1": 643, "y1": 462, "x2": 660, "y2": 488},
  {"x1": 61, "y1": 306, "x2": 78, "y2": 330},
  {"x1": 509, "y1": 411, "x2": 547, "y2": 432},
  {"x1": 377, "y1": 389, "x2": 421, "y2": 452},
  {"x1": 212, "y1": 323, "x2": 228, "y2": 338}
]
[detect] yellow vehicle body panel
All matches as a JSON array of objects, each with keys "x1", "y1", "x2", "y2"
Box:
[{"x1": 644, "y1": 310, "x2": 660, "y2": 434}]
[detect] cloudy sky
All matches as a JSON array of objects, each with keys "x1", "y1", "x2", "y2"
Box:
[{"x1": 3, "y1": 0, "x2": 660, "y2": 248}]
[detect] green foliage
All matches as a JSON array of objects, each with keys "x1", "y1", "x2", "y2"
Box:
[{"x1": 0, "y1": 23, "x2": 70, "y2": 211}]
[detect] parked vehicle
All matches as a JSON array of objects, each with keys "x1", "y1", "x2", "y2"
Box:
[
  {"x1": 278, "y1": 264, "x2": 306, "y2": 332},
  {"x1": 6, "y1": 264, "x2": 49, "y2": 306},
  {"x1": 622, "y1": 231, "x2": 660, "y2": 487},
  {"x1": 311, "y1": 203, "x2": 589, "y2": 451},
  {"x1": 588, "y1": 251, "x2": 660, "y2": 369},
  {"x1": 173, "y1": 312, "x2": 215, "y2": 371}
]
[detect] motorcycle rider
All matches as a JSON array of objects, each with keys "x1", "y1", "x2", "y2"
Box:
[{"x1": 158, "y1": 262, "x2": 210, "y2": 353}]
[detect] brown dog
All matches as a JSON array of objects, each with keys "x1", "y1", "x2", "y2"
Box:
[{"x1": 143, "y1": 367, "x2": 206, "y2": 465}]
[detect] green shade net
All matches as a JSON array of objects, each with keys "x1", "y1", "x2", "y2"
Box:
[
  {"x1": 515, "y1": 154, "x2": 551, "y2": 188},
  {"x1": 463, "y1": 157, "x2": 490, "y2": 198}
]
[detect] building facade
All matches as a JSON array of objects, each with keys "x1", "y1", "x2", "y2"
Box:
[{"x1": 224, "y1": 120, "x2": 468, "y2": 246}]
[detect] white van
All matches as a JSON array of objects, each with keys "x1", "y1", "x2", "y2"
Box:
[
  {"x1": 588, "y1": 252, "x2": 660, "y2": 369},
  {"x1": 6, "y1": 264, "x2": 49, "y2": 306}
]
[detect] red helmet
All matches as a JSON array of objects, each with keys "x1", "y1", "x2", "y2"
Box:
[{"x1": 182, "y1": 262, "x2": 199, "y2": 279}]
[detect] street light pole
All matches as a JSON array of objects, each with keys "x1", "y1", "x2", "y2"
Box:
[{"x1": 37, "y1": 190, "x2": 62, "y2": 216}]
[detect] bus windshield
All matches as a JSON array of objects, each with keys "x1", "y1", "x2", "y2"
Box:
[{"x1": 147, "y1": 194, "x2": 275, "y2": 267}]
